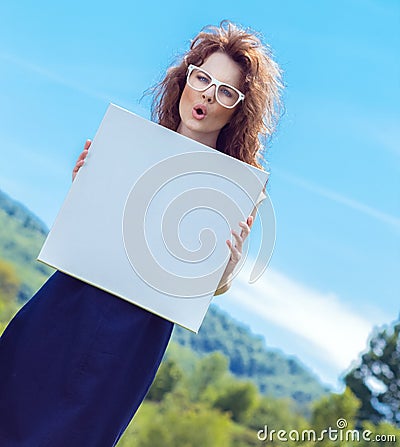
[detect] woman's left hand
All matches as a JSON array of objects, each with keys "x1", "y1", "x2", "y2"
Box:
[{"x1": 214, "y1": 215, "x2": 254, "y2": 295}]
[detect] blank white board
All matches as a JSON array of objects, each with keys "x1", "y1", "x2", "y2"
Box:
[{"x1": 38, "y1": 104, "x2": 269, "y2": 332}]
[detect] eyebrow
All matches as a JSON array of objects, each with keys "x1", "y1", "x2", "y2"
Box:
[{"x1": 197, "y1": 66, "x2": 240, "y2": 89}]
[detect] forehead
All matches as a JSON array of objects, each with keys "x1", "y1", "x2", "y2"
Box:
[{"x1": 199, "y1": 52, "x2": 242, "y2": 88}]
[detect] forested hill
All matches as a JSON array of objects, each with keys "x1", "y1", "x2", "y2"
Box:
[
  {"x1": 0, "y1": 189, "x2": 48, "y2": 235},
  {"x1": 0, "y1": 189, "x2": 53, "y2": 300},
  {"x1": 0, "y1": 188, "x2": 328, "y2": 404},
  {"x1": 173, "y1": 306, "x2": 328, "y2": 403}
]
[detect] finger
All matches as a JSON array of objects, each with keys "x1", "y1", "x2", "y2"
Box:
[
  {"x1": 84, "y1": 139, "x2": 92, "y2": 150},
  {"x1": 247, "y1": 215, "x2": 254, "y2": 227},
  {"x1": 238, "y1": 221, "x2": 251, "y2": 239},
  {"x1": 72, "y1": 160, "x2": 84, "y2": 177},
  {"x1": 74, "y1": 159, "x2": 85, "y2": 170},
  {"x1": 226, "y1": 240, "x2": 241, "y2": 263},
  {"x1": 72, "y1": 140, "x2": 91, "y2": 182},
  {"x1": 76, "y1": 149, "x2": 89, "y2": 163},
  {"x1": 75, "y1": 139, "x2": 91, "y2": 163},
  {"x1": 231, "y1": 229, "x2": 243, "y2": 252}
]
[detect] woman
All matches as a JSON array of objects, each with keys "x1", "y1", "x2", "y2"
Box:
[{"x1": 0, "y1": 21, "x2": 282, "y2": 446}]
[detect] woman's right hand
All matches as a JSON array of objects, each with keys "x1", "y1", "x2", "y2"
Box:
[{"x1": 72, "y1": 139, "x2": 91, "y2": 182}]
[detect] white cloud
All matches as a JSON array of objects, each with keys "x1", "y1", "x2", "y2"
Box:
[{"x1": 221, "y1": 265, "x2": 387, "y2": 386}]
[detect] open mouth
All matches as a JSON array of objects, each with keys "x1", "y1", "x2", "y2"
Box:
[{"x1": 192, "y1": 104, "x2": 207, "y2": 119}]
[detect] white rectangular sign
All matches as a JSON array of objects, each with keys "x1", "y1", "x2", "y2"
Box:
[{"x1": 38, "y1": 104, "x2": 268, "y2": 332}]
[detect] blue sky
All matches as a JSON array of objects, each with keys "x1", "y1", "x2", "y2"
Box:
[{"x1": 0, "y1": 1, "x2": 399, "y2": 388}]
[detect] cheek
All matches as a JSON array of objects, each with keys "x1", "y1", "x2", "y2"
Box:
[
  {"x1": 216, "y1": 107, "x2": 235, "y2": 126},
  {"x1": 179, "y1": 87, "x2": 193, "y2": 120},
  {"x1": 178, "y1": 89, "x2": 186, "y2": 120},
  {"x1": 180, "y1": 86, "x2": 195, "y2": 109}
]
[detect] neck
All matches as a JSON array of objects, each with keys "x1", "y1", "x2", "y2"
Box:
[{"x1": 176, "y1": 122, "x2": 219, "y2": 149}]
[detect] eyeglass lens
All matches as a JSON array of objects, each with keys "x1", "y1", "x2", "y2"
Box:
[{"x1": 188, "y1": 68, "x2": 240, "y2": 107}]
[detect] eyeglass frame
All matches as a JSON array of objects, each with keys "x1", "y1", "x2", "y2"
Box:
[{"x1": 186, "y1": 64, "x2": 245, "y2": 109}]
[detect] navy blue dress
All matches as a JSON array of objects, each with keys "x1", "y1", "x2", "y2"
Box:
[{"x1": 0, "y1": 271, "x2": 174, "y2": 447}]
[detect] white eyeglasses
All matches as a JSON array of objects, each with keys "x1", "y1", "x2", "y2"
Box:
[{"x1": 186, "y1": 64, "x2": 245, "y2": 109}]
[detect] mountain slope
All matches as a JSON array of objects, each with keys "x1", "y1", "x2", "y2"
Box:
[
  {"x1": 0, "y1": 190, "x2": 53, "y2": 300},
  {"x1": 173, "y1": 306, "x2": 328, "y2": 403}
]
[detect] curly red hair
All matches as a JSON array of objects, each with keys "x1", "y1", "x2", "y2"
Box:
[{"x1": 151, "y1": 21, "x2": 283, "y2": 169}]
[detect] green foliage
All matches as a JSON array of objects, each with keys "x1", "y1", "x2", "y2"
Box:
[
  {"x1": 0, "y1": 258, "x2": 20, "y2": 302},
  {"x1": 360, "y1": 421, "x2": 400, "y2": 446},
  {"x1": 119, "y1": 357, "x2": 398, "y2": 447},
  {"x1": 213, "y1": 380, "x2": 258, "y2": 423},
  {"x1": 118, "y1": 400, "x2": 232, "y2": 447},
  {"x1": 247, "y1": 396, "x2": 309, "y2": 432},
  {"x1": 0, "y1": 190, "x2": 53, "y2": 301},
  {"x1": 124, "y1": 349, "x2": 316, "y2": 446},
  {"x1": 163, "y1": 339, "x2": 200, "y2": 373},
  {"x1": 0, "y1": 259, "x2": 20, "y2": 334},
  {"x1": 0, "y1": 190, "x2": 48, "y2": 235},
  {"x1": 345, "y1": 319, "x2": 400, "y2": 427},
  {"x1": 147, "y1": 358, "x2": 183, "y2": 401},
  {"x1": 189, "y1": 351, "x2": 229, "y2": 401},
  {"x1": 311, "y1": 387, "x2": 360, "y2": 432},
  {"x1": 173, "y1": 305, "x2": 328, "y2": 404}
]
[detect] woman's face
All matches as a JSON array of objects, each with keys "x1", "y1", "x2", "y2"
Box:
[{"x1": 177, "y1": 52, "x2": 242, "y2": 148}]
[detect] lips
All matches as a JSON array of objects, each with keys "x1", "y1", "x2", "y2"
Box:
[{"x1": 192, "y1": 104, "x2": 207, "y2": 120}]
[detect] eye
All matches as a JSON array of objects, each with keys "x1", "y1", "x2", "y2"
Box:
[
  {"x1": 220, "y1": 87, "x2": 233, "y2": 98},
  {"x1": 196, "y1": 74, "x2": 210, "y2": 84}
]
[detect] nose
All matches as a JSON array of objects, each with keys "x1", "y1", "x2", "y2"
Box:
[{"x1": 202, "y1": 85, "x2": 216, "y2": 103}]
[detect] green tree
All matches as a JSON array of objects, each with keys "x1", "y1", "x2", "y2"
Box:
[
  {"x1": 118, "y1": 400, "x2": 232, "y2": 447},
  {"x1": 311, "y1": 387, "x2": 360, "y2": 430},
  {"x1": 0, "y1": 258, "x2": 20, "y2": 302},
  {"x1": 345, "y1": 319, "x2": 400, "y2": 427},
  {"x1": 172, "y1": 305, "x2": 327, "y2": 404},
  {"x1": 310, "y1": 388, "x2": 360, "y2": 447},
  {"x1": 359, "y1": 421, "x2": 400, "y2": 446},
  {"x1": 189, "y1": 351, "x2": 229, "y2": 402},
  {"x1": 0, "y1": 259, "x2": 20, "y2": 334},
  {"x1": 247, "y1": 395, "x2": 309, "y2": 432},
  {"x1": 147, "y1": 358, "x2": 183, "y2": 401},
  {"x1": 213, "y1": 380, "x2": 258, "y2": 423}
]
